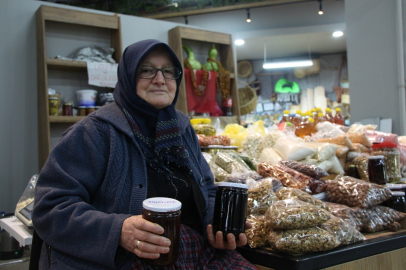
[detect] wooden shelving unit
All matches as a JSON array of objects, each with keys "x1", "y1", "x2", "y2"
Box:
[
  {"x1": 168, "y1": 26, "x2": 240, "y2": 121},
  {"x1": 36, "y1": 5, "x2": 122, "y2": 170}
]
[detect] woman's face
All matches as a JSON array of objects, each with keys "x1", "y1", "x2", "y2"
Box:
[{"x1": 136, "y1": 49, "x2": 177, "y2": 109}]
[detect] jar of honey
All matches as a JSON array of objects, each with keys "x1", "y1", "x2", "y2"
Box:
[
  {"x1": 382, "y1": 191, "x2": 406, "y2": 212},
  {"x1": 142, "y1": 197, "x2": 181, "y2": 267},
  {"x1": 77, "y1": 106, "x2": 86, "y2": 116},
  {"x1": 86, "y1": 106, "x2": 96, "y2": 115},
  {"x1": 62, "y1": 103, "x2": 73, "y2": 116},
  {"x1": 212, "y1": 182, "x2": 248, "y2": 241},
  {"x1": 368, "y1": 155, "x2": 388, "y2": 185}
]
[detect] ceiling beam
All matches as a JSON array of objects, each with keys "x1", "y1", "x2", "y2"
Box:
[{"x1": 143, "y1": 0, "x2": 314, "y2": 19}]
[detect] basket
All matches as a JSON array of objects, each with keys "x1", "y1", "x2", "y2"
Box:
[
  {"x1": 238, "y1": 81, "x2": 258, "y2": 115},
  {"x1": 237, "y1": 61, "x2": 253, "y2": 78}
]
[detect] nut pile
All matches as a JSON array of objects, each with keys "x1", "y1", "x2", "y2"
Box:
[
  {"x1": 275, "y1": 187, "x2": 329, "y2": 210},
  {"x1": 245, "y1": 215, "x2": 270, "y2": 248},
  {"x1": 325, "y1": 176, "x2": 392, "y2": 208},
  {"x1": 258, "y1": 163, "x2": 306, "y2": 190},
  {"x1": 267, "y1": 227, "x2": 340, "y2": 254},
  {"x1": 320, "y1": 215, "x2": 365, "y2": 245},
  {"x1": 279, "y1": 160, "x2": 329, "y2": 179},
  {"x1": 266, "y1": 199, "x2": 331, "y2": 229},
  {"x1": 247, "y1": 178, "x2": 279, "y2": 215}
]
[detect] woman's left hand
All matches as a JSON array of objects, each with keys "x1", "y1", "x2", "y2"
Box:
[{"x1": 207, "y1": 222, "x2": 252, "y2": 250}]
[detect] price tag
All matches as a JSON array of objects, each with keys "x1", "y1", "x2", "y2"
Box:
[{"x1": 87, "y1": 62, "x2": 118, "y2": 88}]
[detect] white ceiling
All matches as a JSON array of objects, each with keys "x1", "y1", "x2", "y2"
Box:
[{"x1": 163, "y1": 0, "x2": 347, "y2": 61}]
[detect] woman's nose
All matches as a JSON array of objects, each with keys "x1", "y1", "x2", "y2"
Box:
[{"x1": 153, "y1": 70, "x2": 166, "y2": 83}]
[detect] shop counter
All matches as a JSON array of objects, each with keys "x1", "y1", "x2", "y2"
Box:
[{"x1": 238, "y1": 229, "x2": 406, "y2": 270}]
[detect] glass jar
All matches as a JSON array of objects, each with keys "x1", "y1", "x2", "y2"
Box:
[
  {"x1": 77, "y1": 106, "x2": 86, "y2": 116},
  {"x1": 382, "y1": 191, "x2": 406, "y2": 213},
  {"x1": 142, "y1": 197, "x2": 181, "y2": 267},
  {"x1": 346, "y1": 164, "x2": 361, "y2": 179},
  {"x1": 372, "y1": 142, "x2": 401, "y2": 183},
  {"x1": 212, "y1": 182, "x2": 248, "y2": 241},
  {"x1": 48, "y1": 97, "x2": 59, "y2": 116},
  {"x1": 86, "y1": 106, "x2": 96, "y2": 115},
  {"x1": 368, "y1": 155, "x2": 387, "y2": 185},
  {"x1": 62, "y1": 103, "x2": 73, "y2": 116}
]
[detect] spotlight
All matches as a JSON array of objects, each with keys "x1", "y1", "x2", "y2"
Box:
[
  {"x1": 235, "y1": 39, "x2": 245, "y2": 46},
  {"x1": 318, "y1": 0, "x2": 323, "y2": 15},
  {"x1": 246, "y1": 8, "x2": 251, "y2": 22},
  {"x1": 333, "y1": 31, "x2": 344, "y2": 37}
]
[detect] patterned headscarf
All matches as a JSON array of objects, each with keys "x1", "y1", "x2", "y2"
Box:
[{"x1": 113, "y1": 39, "x2": 191, "y2": 174}]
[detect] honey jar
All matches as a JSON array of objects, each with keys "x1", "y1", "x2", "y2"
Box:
[
  {"x1": 142, "y1": 197, "x2": 181, "y2": 267},
  {"x1": 212, "y1": 182, "x2": 248, "y2": 241},
  {"x1": 77, "y1": 106, "x2": 86, "y2": 116},
  {"x1": 368, "y1": 155, "x2": 388, "y2": 185},
  {"x1": 48, "y1": 97, "x2": 59, "y2": 116}
]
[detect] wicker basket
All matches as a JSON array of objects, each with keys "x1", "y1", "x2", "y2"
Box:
[{"x1": 238, "y1": 82, "x2": 258, "y2": 115}]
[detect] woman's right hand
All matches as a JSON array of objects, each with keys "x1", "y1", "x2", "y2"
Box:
[{"x1": 120, "y1": 215, "x2": 171, "y2": 259}]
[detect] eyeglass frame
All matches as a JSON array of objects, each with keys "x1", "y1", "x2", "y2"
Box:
[{"x1": 136, "y1": 65, "x2": 182, "y2": 80}]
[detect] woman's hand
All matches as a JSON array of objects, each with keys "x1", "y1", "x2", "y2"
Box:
[
  {"x1": 207, "y1": 222, "x2": 252, "y2": 250},
  {"x1": 120, "y1": 215, "x2": 171, "y2": 259}
]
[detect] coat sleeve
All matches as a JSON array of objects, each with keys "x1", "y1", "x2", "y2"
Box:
[{"x1": 32, "y1": 118, "x2": 131, "y2": 269}]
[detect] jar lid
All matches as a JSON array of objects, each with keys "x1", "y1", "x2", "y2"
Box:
[
  {"x1": 143, "y1": 197, "x2": 181, "y2": 212},
  {"x1": 391, "y1": 191, "x2": 405, "y2": 196},
  {"x1": 368, "y1": 155, "x2": 384, "y2": 159},
  {"x1": 372, "y1": 142, "x2": 398, "y2": 149},
  {"x1": 215, "y1": 182, "x2": 248, "y2": 189},
  {"x1": 63, "y1": 103, "x2": 73, "y2": 105},
  {"x1": 78, "y1": 106, "x2": 86, "y2": 108},
  {"x1": 386, "y1": 183, "x2": 406, "y2": 189},
  {"x1": 49, "y1": 97, "x2": 58, "y2": 100}
]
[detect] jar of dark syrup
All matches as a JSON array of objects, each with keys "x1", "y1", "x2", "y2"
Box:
[
  {"x1": 142, "y1": 197, "x2": 181, "y2": 267},
  {"x1": 212, "y1": 182, "x2": 248, "y2": 241},
  {"x1": 368, "y1": 155, "x2": 388, "y2": 185}
]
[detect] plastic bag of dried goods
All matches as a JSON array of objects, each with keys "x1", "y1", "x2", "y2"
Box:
[
  {"x1": 258, "y1": 148, "x2": 283, "y2": 165},
  {"x1": 279, "y1": 160, "x2": 328, "y2": 179},
  {"x1": 353, "y1": 154, "x2": 370, "y2": 181},
  {"x1": 353, "y1": 207, "x2": 386, "y2": 233},
  {"x1": 265, "y1": 198, "x2": 330, "y2": 229},
  {"x1": 267, "y1": 227, "x2": 340, "y2": 254},
  {"x1": 320, "y1": 215, "x2": 365, "y2": 245},
  {"x1": 202, "y1": 152, "x2": 212, "y2": 163},
  {"x1": 257, "y1": 163, "x2": 307, "y2": 190},
  {"x1": 308, "y1": 178, "x2": 328, "y2": 194},
  {"x1": 224, "y1": 171, "x2": 262, "y2": 184},
  {"x1": 221, "y1": 150, "x2": 257, "y2": 171},
  {"x1": 347, "y1": 124, "x2": 377, "y2": 134},
  {"x1": 247, "y1": 177, "x2": 279, "y2": 215},
  {"x1": 222, "y1": 124, "x2": 248, "y2": 148},
  {"x1": 275, "y1": 187, "x2": 329, "y2": 210},
  {"x1": 336, "y1": 145, "x2": 350, "y2": 158},
  {"x1": 242, "y1": 133, "x2": 263, "y2": 159},
  {"x1": 208, "y1": 160, "x2": 229, "y2": 182},
  {"x1": 325, "y1": 202, "x2": 363, "y2": 231},
  {"x1": 212, "y1": 151, "x2": 250, "y2": 174},
  {"x1": 325, "y1": 175, "x2": 392, "y2": 208},
  {"x1": 274, "y1": 164, "x2": 315, "y2": 188},
  {"x1": 245, "y1": 215, "x2": 271, "y2": 248},
  {"x1": 368, "y1": 205, "x2": 406, "y2": 231},
  {"x1": 316, "y1": 135, "x2": 355, "y2": 150},
  {"x1": 261, "y1": 131, "x2": 283, "y2": 149},
  {"x1": 205, "y1": 135, "x2": 231, "y2": 146},
  {"x1": 273, "y1": 136, "x2": 316, "y2": 161},
  {"x1": 327, "y1": 155, "x2": 345, "y2": 175},
  {"x1": 192, "y1": 124, "x2": 216, "y2": 136},
  {"x1": 303, "y1": 142, "x2": 339, "y2": 162}
]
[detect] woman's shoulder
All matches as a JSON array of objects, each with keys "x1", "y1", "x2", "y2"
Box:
[{"x1": 175, "y1": 109, "x2": 192, "y2": 131}]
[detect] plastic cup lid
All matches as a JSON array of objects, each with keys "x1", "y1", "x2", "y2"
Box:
[
  {"x1": 143, "y1": 197, "x2": 182, "y2": 212},
  {"x1": 368, "y1": 155, "x2": 384, "y2": 159},
  {"x1": 391, "y1": 191, "x2": 405, "y2": 196},
  {"x1": 215, "y1": 182, "x2": 248, "y2": 189}
]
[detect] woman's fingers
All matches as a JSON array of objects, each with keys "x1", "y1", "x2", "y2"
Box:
[{"x1": 207, "y1": 224, "x2": 247, "y2": 249}]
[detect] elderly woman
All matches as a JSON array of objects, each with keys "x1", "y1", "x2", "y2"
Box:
[{"x1": 32, "y1": 39, "x2": 256, "y2": 269}]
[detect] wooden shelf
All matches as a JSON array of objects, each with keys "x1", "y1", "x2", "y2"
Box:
[
  {"x1": 36, "y1": 5, "x2": 122, "y2": 171},
  {"x1": 47, "y1": 58, "x2": 87, "y2": 70},
  {"x1": 168, "y1": 26, "x2": 240, "y2": 121},
  {"x1": 49, "y1": 116, "x2": 85, "y2": 123}
]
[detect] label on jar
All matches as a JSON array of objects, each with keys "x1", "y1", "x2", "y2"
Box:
[{"x1": 143, "y1": 197, "x2": 182, "y2": 212}]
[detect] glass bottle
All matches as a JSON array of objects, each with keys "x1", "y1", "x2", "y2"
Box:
[
  {"x1": 325, "y1": 108, "x2": 334, "y2": 123},
  {"x1": 334, "y1": 108, "x2": 345, "y2": 125},
  {"x1": 368, "y1": 155, "x2": 388, "y2": 185}
]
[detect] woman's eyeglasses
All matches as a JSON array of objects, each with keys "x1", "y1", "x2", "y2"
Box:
[{"x1": 137, "y1": 65, "x2": 182, "y2": 80}]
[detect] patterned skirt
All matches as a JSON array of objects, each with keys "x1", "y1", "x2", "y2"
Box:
[{"x1": 128, "y1": 225, "x2": 257, "y2": 270}]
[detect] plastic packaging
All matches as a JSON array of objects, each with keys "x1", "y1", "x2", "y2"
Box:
[
  {"x1": 353, "y1": 154, "x2": 370, "y2": 181},
  {"x1": 258, "y1": 148, "x2": 283, "y2": 165},
  {"x1": 211, "y1": 152, "x2": 250, "y2": 174},
  {"x1": 267, "y1": 227, "x2": 340, "y2": 254},
  {"x1": 275, "y1": 187, "x2": 329, "y2": 210},
  {"x1": 208, "y1": 160, "x2": 228, "y2": 182},
  {"x1": 382, "y1": 191, "x2": 406, "y2": 212},
  {"x1": 245, "y1": 214, "x2": 271, "y2": 248},
  {"x1": 273, "y1": 136, "x2": 316, "y2": 161},
  {"x1": 257, "y1": 163, "x2": 310, "y2": 190},
  {"x1": 192, "y1": 124, "x2": 216, "y2": 136},
  {"x1": 279, "y1": 160, "x2": 328, "y2": 179},
  {"x1": 325, "y1": 175, "x2": 392, "y2": 208},
  {"x1": 15, "y1": 174, "x2": 39, "y2": 228},
  {"x1": 325, "y1": 202, "x2": 363, "y2": 231},
  {"x1": 265, "y1": 199, "x2": 331, "y2": 229},
  {"x1": 247, "y1": 178, "x2": 279, "y2": 215},
  {"x1": 320, "y1": 215, "x2": 365, "y2": 245}
]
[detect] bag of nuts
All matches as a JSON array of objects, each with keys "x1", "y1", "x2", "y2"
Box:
[
  {"x1": 247, "y1": 178, "x2": 279, "y2": 215},
  {"x1": 275, "y1": 187, "x2": 329, "y2": 211},
  {"x1": 267, "y1": 227, "x2": 340, "y2": 254},
  {"x1": 324, "y1": 202, "x2": 363, "y2": 231},
  {"x1": 279, "y1": 160, "x2": 329, "y2": 179},
  {"x1": 245, "y1": 214, "x2": 271, "y2": 248},
  {"x1": 325, "y1": 175, "x2": 392, "y2": 208},
  {"x1": 257, "y1": 163, "x2": 308, "y2": 190},
  {"x1": 319, "y1": 214, "x2": 365, "y2": 245},
  {"x1": 265, "y1": 198, "x2": 331, "y2": 229}
]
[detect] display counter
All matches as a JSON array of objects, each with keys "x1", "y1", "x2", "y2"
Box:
[{"x1": 238, "y1": 229, "x2": 406, "y2": 270}]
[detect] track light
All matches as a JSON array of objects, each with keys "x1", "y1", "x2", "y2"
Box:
[
  {"x1": 318, "y1": 0, "x2": 323, "y2": 15},
  {"x1": 246, "y1": 8, "x2": 251, "y2": 22},
  {"x1": 263, "y1": 60, "x2": 313, "y2": 69}
]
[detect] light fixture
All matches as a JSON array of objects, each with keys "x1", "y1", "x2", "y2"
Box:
[
  {"x1": 318, "y1": 0, "x2": 323, "y2": 15},
  {"x1": 184, "y1": 15, "x2": 188, "y2": 25},
  {"x1": 246, "y1": 8, "x2": 251, "y2": 22},
  {"x1": 333, "y1": 31, "x2": 344, "y2": 37},
  {"x1": 263, "y1": 60, "x2": 313, "y2": 69},
  {"x1": 173, "y1": 2, "x2": 178, "y2": 8},
  {"x1": 235, "y1": 39, "x2": 245, "y2": 45}
]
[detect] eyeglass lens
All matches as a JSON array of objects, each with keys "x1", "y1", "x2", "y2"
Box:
[{"x1": 138, "y1": 65, "x2": 180, "y2": 80}]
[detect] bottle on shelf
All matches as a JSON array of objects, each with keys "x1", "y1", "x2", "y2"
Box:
[
  {"x1": 295, "y1": 112, "x2": 315, "y2": 138},
  {"x1": 280, "y1": 110, "x2": 290, "y2": 124},
  {"x1": 316, "y1": 112, "x2": 326, "y2": 124},
  {"x1": 334, "y1": 107, "x2": 345, "y2": 125},
  {"x1": 325, "y1": 108, "x2": 334, "y2": 123},
  {"x1": 292, "y1": 110, "x2": 302, "y2": 127}
]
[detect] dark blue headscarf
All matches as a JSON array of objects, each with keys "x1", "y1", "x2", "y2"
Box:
[{"x1": 113, "y1": 39, "x2": 190, "y2": 173}]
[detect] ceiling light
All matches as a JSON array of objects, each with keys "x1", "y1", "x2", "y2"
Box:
[
  {"x1": 263, "y1": 60, "x2": 313, "y2": 69},
  {"x1": 318, "y1": 0, "x2": 323, "y2": 15},
  {"x1": 235, "y1": 39, "x2": 245, "y2": 45},
  {"x1": 173, "y1": 2, "x2": 178, "y2": 8},
  {"x1": 333, "y1": 31, "x2": 344, "y2": 37},
  {"x1": 246, "y1": 8, "x2": 251, "y2": 22}
]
